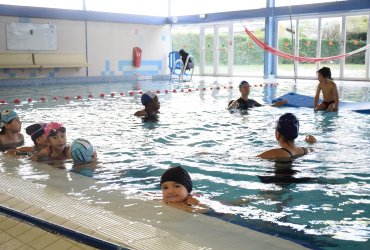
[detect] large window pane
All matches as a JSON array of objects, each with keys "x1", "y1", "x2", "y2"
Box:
[
  {"x1": 204, "y1": 27, "x2": 214, "y2": 75},
  {"x1": 218, "y1": 26, "x2": 229, "y2": 75},
  {"x1": 275, "y1": 0, "x2": 346, "y2": 7},
  {"x1": 85, "y1": 0, "x2": 168, "y2": 16},
  {"x1": 298, "y1": 19, "x2": 318, "y2": 77},
  {"x1": 277, "y1": 20, "x2": 297, "y2": 76},
  {"x1": 233, "y1": 21, "x2": 264, "y2": 76},
  {"x1": 0, "y1": 0, "x2": 83, "y2": 10},
  {"x1": 344, "y1": 15, "x2": 368, "y2": 78},
  {"x1": 170, "y1": 0, "x2": 265, "y2": 16},
  {"x1": 320, "y1": 17, "x2": 342, "y2": 78},
  {"x1": 172, "y1": 26, "x2": 200, "y2": 75}
]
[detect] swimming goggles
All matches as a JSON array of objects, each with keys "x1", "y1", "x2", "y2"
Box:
[
  {"x1": 48, "y1": 127, "x2": 66, "y2": 137},
  {"x1": 44, "y1": 122, "x2": 66, "y2": 137}
]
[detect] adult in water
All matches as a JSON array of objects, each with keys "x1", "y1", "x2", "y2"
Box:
[
  {"x1": 228, "y1": 80, "x2": 287, "y2": 110},
  {"x1": 256, "y1": 113, "x2": 316, "y2": 160}
]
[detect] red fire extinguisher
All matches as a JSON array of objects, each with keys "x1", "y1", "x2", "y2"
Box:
[{"x1": 133, "y1": 47, "x2": 142, "y2": 67}]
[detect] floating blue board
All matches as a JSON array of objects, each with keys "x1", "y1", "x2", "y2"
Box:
[{"x1": 272, "y1": 92, "x2": 370, "y2": 114}]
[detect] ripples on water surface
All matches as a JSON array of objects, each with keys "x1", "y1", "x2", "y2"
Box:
[{"x1": 0, "y1": 79, "x2": 369, "y2": 249}]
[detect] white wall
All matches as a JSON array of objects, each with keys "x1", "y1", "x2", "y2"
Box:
[{"x1": 0, "y1": 15, "x2": 171, "y2": 79}]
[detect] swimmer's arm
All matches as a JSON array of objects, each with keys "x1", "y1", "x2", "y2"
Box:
[
  {"x1": 305, "y1": 134, "x2": 316, "y2": 144},
  {"x1": 227, "y1": 100, "x2": 239, "y2": 109},
  {"x1": 271, "y1": 99, "x2": 288, "y2": 107},
  {"x1": 134, "y1": 110, "x2": 148, "y2": 117},
  {"x1": 314, "y1": 84, "x2": 321, "y2": 108},
  {"x1": 333, "y1": 83, "x2": 339, "y2": 110},
  {"x1": 5, "y1": 147, "x2": 34, "y2": 157},
  {"x1": 31, "y1": 148, "x2": 49, "y2": 162}
]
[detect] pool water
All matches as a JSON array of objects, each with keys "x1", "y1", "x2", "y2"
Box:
[{"x1": 0, "y1": 78, "x2": 369, "y2": 250}]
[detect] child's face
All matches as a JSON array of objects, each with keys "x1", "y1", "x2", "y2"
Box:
[
  {"x1": 36, "y1": 134, "x2": 49, "y2": 149},
  {"x1": 161, "y1": 181, "x2": 189, "y2": 202},
  {"x1": 48, "y1": 131, "x2": 67, "y2": 150},
  {"x1": 317, "y1": 73, "x2": 324, "y2": 83},
  {"x1": 6, "y1": 117, "x2": 21, "y2": 133}
]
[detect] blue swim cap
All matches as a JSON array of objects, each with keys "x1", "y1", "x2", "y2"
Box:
[
  {"x1": 141, "y1": 92, "x2": 157, "y2": 106},
  {"x1": 0, "y1": 109, "x2": 18, "y2": 128},
  {"x1": 70, "y1": 138, "x2": 95, "y2": 164},
  {"x1": 276, "y1": 113, "x2": 299, "y2": 140}
]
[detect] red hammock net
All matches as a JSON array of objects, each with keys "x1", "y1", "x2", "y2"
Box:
[{"x1": 244, "y1": 26, "x2": 370, "y2": 63}]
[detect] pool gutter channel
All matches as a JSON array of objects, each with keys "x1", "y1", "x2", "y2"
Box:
[{"x1": 0, "y1": 173, "x2": 309, "y2": 250}]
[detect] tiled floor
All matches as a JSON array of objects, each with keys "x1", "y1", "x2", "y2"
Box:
[{"x1": 0, "y1": 214, "x2": 98, "y2": 250}]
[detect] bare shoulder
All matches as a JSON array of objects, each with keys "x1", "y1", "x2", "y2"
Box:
[
  {"x1": 257, "y1": 148, "x2": 286, "y2": 159},
  {"x1": 134, "y1": 110, "x2": 147, "y2": 117}
]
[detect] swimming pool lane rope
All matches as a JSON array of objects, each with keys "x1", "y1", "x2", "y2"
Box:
[{"x1": 0, "y1": 83, "x2": 278, "y2": 105}]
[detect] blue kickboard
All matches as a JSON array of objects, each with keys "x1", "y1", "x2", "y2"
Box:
[{"x1": 272, "y1": 92, "x2": 370, "y2": 114}]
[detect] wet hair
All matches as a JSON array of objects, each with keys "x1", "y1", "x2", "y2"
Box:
[
  {"x1": 317, "y1": 67, "x2": 332, "y2": 80},
  {"x1": 239, "y1": 80, "x2": 250, "y2": 90},
  {"x1": 276, "y1": 113, "x2": 299, "y2": 141}
]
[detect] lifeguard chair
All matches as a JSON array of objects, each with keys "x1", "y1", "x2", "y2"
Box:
[{"x1": 168, "y1": 51, "x2": 194, "y2": 82}]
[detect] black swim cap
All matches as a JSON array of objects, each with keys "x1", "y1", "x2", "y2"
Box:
[
  {"x1": 160, "y1": 166, "x2": 193, "y2": 193},
  {"x1": 26, "y1": 123, "x2": 45, "y2": 142},
  {"x1": 276, "y1": 113, "x2": 299, "y2": 140},
  {"x1": 317, "y1": 67, "x2": 332, "y2": 79}
]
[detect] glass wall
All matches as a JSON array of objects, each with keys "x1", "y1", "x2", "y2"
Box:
[
  {"x1": 319, "y1": 17, "x2": 342, "y2": 78},
  {"x1": 298, "y1": 19, "x2": 318, "y2": 77},
  {"x1": 275, "y1": 0, "x2": 346, "y2": 7},
  {"x1": 344, "y1": 15, "x2": 368, "y2": 78},
  {"x1": 277, "y1": 20, "x2": 297, "y2": 76},
  {"x1": 170, "y1": 0, "x2": 265, "y2": 16},
  {"x1": 85, "y1": 0, "x2": 168, "y2": 16},
  {"x1": 233, "y1": 21, "x2": 264, "y2": 76},
  {"x1": 204, "y1": 27, "x2": 215, "y2": 75},
  {"x1": 172, "y1": 26, "x2": 200, "y2": 75},
  {"x1": 0, "y1": 0, "x2": 83, "y2": 10}
]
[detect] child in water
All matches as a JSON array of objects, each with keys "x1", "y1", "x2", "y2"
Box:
[
  {"x1": 6, "y1": 123, "x2": 48, "y2": 157},
  {"x1": 257, "y1": 113, "x2": 316, "y2": 160},
  {"x1": 134, "y1": 91, "x2": 160, "y2": 119},
  {"x1": 70, "y1": 138, "x2": 98, "y2": 177},
  {"x1": 32, "y1": 122, "x2": 71, "y2": 161},
  {"x1": 0, "y1": 109, "x2": 24, "y2": 151},
  {"x1": 314, "y1": 67, "x2": 339, "y2": 112},
  {"x1": 160, "y1": 166, "x2": 207, "y2": 213}
]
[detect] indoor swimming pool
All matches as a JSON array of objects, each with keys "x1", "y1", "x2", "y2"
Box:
[{"x1": 0, "y1": 77, "x2": 369, "y2": 249}]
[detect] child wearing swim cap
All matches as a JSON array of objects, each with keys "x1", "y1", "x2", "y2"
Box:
[
  {"x1": 0, "y1": 109, "x2": 24, "y2": 151},
  {"x1": 134, "y1": 91, "x2": 160, "y2": 118},
  {"x1": 257, "y1": 113, "x2": 316, "y2": 160},
  {"x1": 32, "y1": 122, "x2": 71, "y2": 162},
  {"x1": 6, "y1": 123, "x2": 48, "y2": 157},
  {"x1": 160, "y1": 166, "x2": 207, "y2": 213}
]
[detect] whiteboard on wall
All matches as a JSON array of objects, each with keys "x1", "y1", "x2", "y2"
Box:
[{"x1": 6, "y1": 22, "x2": 57, "y2": 51}]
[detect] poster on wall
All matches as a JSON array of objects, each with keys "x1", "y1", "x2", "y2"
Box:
[{"x1": 6, "y1": 22, "x2": 57, "y2": 51}]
